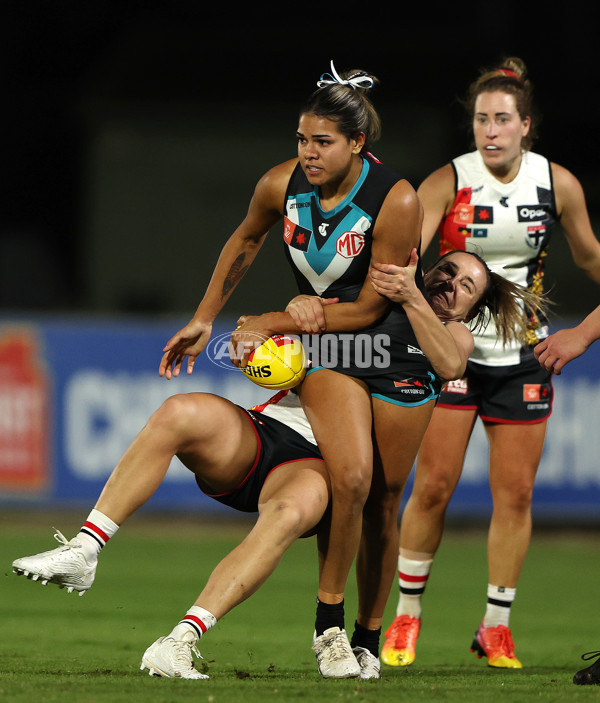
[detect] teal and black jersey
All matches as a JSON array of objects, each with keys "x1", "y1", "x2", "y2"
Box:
[
  {"x1": 282, "y1": 153, "x2": 442, "y2": 405},
  {"x1": 283, "y1": 152, "x2": 415, "y2": 301}
]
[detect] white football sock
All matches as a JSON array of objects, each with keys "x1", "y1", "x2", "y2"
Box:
[
  {"x1": 77, "y1": 509, "x2": 120, "y2": 560},
  {"x1": 396, "y1": 553, "x2": 433, "y2": 618},
  {"x1": 483, "y1": 584, "x2": 516, "y2": 628},
  {"x1": 170, "y1": 606, "x2": 218, "y2": 642}
]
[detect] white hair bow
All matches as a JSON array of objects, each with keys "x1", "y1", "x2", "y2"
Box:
[{"x1": 317, "y1": 60, "x2": 374, "y2": 90}]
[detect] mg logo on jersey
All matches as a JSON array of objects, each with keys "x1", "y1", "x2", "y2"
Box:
[{"x1": 336, "y1": 231, "x2": 365, "y2": 259}]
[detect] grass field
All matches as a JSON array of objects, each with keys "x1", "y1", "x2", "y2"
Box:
[{"x1": 2, "y1": 509, "x2": 600, "y2": 702}]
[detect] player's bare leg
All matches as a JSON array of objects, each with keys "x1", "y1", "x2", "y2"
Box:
[
  {"x1": 194, "y1": 459, "x2": 330, "y2": 618},
  {"x1": 141, "y1": 458, "x2": 331, "y2": 680},
  {"x1": 354, "y1": 399, "x2": 434, "y2": 675},
  {"x1": 96, "y1": 393, "x2": 258, "y2": 522},
  {"x1": 13, "y1": 393, "x2": 258, "y2": 593},
  {"x1": 471, "y1": 421, "x2": 546, "y2": 669},
  {"x1": 382, "y1": 407, "x2": 476, "y2": 665}
]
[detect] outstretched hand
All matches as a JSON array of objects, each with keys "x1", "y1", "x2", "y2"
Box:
[
  {"x1": 369, "y1": 248, "x2": 420, "y2": 304},
  {"x1": 159, "y1": 319, "x2": 213, "y2": 379}
]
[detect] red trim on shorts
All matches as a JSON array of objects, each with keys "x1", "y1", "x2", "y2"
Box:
[
  {"x1": 263, "y1": 457, "x2": 325, "y2": 486},
  {"x1": 437, "y1": 405, "x2": 552, "y2": 424},
  {"x1": 436, "y1": 403, "x2": 478, "y2": 411},
  {"x1": 201, "y1": 410, "x2": 262, "y2": 498},
  {"x1": 200, "y1": 409, "x2": 324, "y2": 499},
  {"x1": 479, "y1": 413, "x2": 551, "y2": 425}
]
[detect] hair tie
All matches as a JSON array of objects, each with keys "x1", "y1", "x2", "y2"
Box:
[
  {"x1": 496, "y1": 67, "x2": 520, "y2": 80},
  {"x1": 317, "y1": 60, "x2": 374, "y2": 90}
]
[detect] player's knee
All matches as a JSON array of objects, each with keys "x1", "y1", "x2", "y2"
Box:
[
  {"x1": 494, "y1": 481, "x2": 534, "y2": 513},
  {"x1": 261, "y1": 498, "x2": 309, "y2": 538},
  {"x1": 414, "y1": 472, "x2": 456, "y2": 511},
  {"x1": 331, "y1": 467, "x2": 371, "y2": 507},
  {"x1": 152, "y1": 394, "x2": 213, "y2": 441}
]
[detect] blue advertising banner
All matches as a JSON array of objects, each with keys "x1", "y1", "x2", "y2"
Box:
[
  {"x1": 1, "y1": 316, "x2": 599, "y2": 522},
  {"x1": 0, "y1": 317, "x2": 274, "y2": 516}
]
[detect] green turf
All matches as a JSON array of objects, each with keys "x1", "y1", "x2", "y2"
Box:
[{"x1": 1, "y1": 510, "x2": 599, "y2": 702}]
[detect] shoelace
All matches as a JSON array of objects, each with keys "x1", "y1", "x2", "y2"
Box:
[
  {"x1": 321, "y1": 632, "x2": 353, "y2": 662},
  {"x1": 52, "y1": 528, "x2": 71, "y2": 547},
  {"x1": 172, "y1": 639, "x2": 203, "y2": 667},
  {"x1": 489, "y1": 626, "x2": 516, "y2": 656},
  {"x1": 581, "y1": 651, "x2": 600, "y2": 662}
]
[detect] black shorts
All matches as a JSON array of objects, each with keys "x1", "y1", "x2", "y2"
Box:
[
  {"x1": 306, "y1": 366, "x2": 441, "y2": 406},
  {"x1": 197, "y1": 408, "x2": 324, "y2": 513},
  {"x1": 302, "y1": 311, "x2": 442, "y2": 407},
  {"x1": 438, "y1": 355, "x2": 553, "y2": 424}
]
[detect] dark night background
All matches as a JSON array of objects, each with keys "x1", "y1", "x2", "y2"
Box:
[{"x1": 3, "y1": 3, "x2": 599, "y2": 321}]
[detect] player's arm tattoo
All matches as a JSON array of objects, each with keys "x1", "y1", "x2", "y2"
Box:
[{"x1": 221, "y1": 253, "x2": 250, "y2": 300}]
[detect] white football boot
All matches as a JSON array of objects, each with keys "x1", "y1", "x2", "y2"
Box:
[
  {"x1": 352, "y1": 646, "x2": 381, "y2": 679},
  {"x1": 140, "y1": 634, "x2": 209, "y2": 679},
  {"x1": 12, "y1": 529, "x2": 96, "y2": 595},
  {"x1": 312, "y1": 627, "x2": 361, "y2": 678}
]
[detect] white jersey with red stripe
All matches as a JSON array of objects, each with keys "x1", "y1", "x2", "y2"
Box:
[
  {"x1": 249, "y1": 389, "x2": 316, "y2": 446},
  {"x1": 438, "y1": 150, "x2": 558, "y2": 366}
]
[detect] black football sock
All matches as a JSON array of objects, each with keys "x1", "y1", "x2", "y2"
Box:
[
  {"x1": 350, "y1": 621, "x2": 381, "y2": 658},
  {"x1": 315, "y1": 598, "x2": 345, "y2": 636}
]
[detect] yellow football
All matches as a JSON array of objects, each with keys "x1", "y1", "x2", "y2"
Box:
[{"x1": 241, "y1": 334, "x2": 307, "y2": 390}]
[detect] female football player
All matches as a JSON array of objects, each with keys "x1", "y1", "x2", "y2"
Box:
[
  {"x1": 378, "y1": 56, "x2": 600, "y2": 671},
  {"x1": 13, "y1": 248, "x2": 536, "y2": 681},
  {"x1": 158, "y1": 61, "x2": 430, "y2": 677},
  {"x1": 159, "y1": 55, "x2": 546, "y2": 667}
]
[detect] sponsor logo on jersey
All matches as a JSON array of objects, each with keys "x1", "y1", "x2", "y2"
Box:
[
  {"x1": 393, "y1": 377, "x2": 427, "y2": 394},
  {"x1": 318, "y1": 223, "x2": 330, "y2": 237},
  {"x1": 517, "y1": 204, "x2": 551, "y2": 222},
  {"x1": 444, "y1": 378, "x2": 468, "y2": 394},
  {"x1": 283, "y1": 217, "x2": 312, "y2": 252},
  {"x1": 336, "y1": 231, "x2": 365, "y2": 259},
  {"x1": 453, "y1": 204, "x2": 494, "y2": 225},
  {"x1": 407, "y1": 344, "x2": 424, "y2": 355},
  {"x1": 523, "y1": 383, "x2": 550, "y2": 402},
  {"x1": 499, "y1": 196, "x2": 509, "y2": 207}
]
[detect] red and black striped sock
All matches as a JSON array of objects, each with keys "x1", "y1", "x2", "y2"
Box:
[
  {"x1": 77, "y1": 509, "x2": 119, "y2": 559},
  {"x1": 170, "y1": 606, "x2": 218, "y2": 642},
  {"x1": 397, "y1": 554, "x2": 433, "y2": 618}
]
